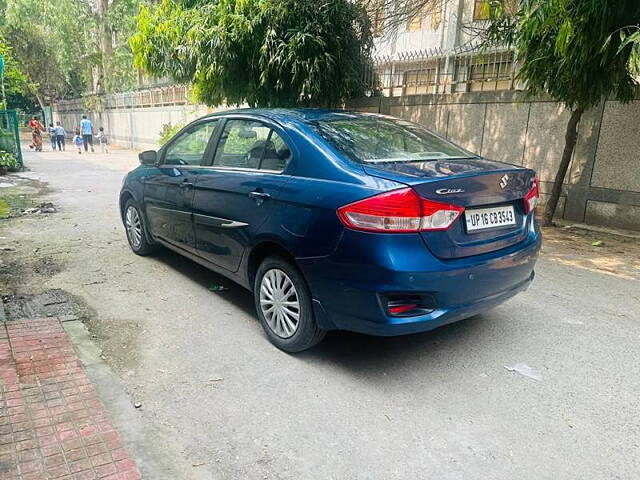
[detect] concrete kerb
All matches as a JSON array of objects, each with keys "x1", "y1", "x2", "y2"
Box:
[{"x1": 63, "y1": 319, "x2": 213, "y2": 480}]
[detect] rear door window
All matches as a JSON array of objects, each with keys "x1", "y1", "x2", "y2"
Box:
[{"x1": 213, "y1": 119, "x2": 291, "y2": 172}]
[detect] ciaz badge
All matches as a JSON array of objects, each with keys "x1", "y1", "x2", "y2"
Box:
[{"x1": 435, "y1": 188, "x2": 465, "y2": 195}]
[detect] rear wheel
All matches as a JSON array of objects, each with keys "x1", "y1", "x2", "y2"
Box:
[
  {"x1": 124, "y1": 199, "x2": 156, "y2": 256},
  {"x1": 254, "y1": 256, "x2": 325, "y2": 352}
]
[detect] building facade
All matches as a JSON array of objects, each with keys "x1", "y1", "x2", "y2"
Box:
[{"x1": 367, "y1": 0, "x2": 520, "y2": 96}]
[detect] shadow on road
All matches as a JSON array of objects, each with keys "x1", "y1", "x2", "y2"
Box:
[
  {"x1": 149, "y1": 247, "x2": 495, "y2": 379},
  {"x1": 149, "y1": 247, "x2": 256, "y2": 317},
  {"x1": 300, "y1": 315, "x2": 492, "y2": 379}
]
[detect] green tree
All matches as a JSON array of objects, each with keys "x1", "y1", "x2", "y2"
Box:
[
  {"x1": 0, "y1": 36, "x2": 38, "y2": 111},
  {"x1": 1, "y1": 0, "x2": 141, "y2": 102},
  {"x1": 130, "y1": 0, "x2": 373, "y2": 107},
  {"x1": 485, "y1": 0, "x2": 640, "y2": 226}
]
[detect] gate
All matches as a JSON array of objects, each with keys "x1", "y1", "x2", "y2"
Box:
[{"x1": 0, "y1": 109, "x2": 23, "y2": 168}]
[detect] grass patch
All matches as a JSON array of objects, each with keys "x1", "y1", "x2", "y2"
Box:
[
  {"x1": 0, "y1": 199, "x2": 8, "y2": 218},
  {"x1": 0, "y1": 193, "x2": 33, "y2": 218}
]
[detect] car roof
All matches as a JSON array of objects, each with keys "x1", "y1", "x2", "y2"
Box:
[{"x1": 203, "y1": 108, "x2": 389, "y2": 125}]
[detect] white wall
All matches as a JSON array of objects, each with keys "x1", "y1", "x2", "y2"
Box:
[{"x1": 53, "y1": 104, "x2": 221, "y2": 151}]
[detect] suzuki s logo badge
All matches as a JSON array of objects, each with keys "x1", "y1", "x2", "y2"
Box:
[
  {"x1": 499, "y1": 174, "x2": 510, "y2": 189},
  {"x1": 435, "y1": 188, "x2": 464, "y2": 195}
]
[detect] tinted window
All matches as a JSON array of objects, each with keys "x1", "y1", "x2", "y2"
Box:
[
  {"x1": 164, "y1": 120, "x2": 218, "y2": 166},
  {"x1": 260, "y1": 131, "x2": 291, "y2": 171},
  {"x1": 310, "y1": 116, "x2": 471, "y2": 164},
  {"x1": 213, "y1": 119, "x2": 290, "y2": 171},
  {"x1": 214, "y1": 120, "x2": 270, "y2": 169}
]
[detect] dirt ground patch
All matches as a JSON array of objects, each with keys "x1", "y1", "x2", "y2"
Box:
[
  {"x1": 541, "y1": 225, "x2": 640, "y2": 281},
  {"x1": 0, "y1": 174, "x2": 48, "y2": 218},
  {"x1": 1, "y1": 288, "x2": 89, "y2": 321}
]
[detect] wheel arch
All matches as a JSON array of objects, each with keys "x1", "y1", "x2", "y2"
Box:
[
  {"x1": 246, "y1": 240, "x2": 298, "y2": 291},
  {"x1": 119, "y1": 190, "x2": 136, "y2": 220}
]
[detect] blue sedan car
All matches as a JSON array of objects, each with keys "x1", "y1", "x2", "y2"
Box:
[{"x1": 120, "y1": 109, "x2": 541, "y2": 352}]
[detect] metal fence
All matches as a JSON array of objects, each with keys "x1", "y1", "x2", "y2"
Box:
[
  {"x1": 0, "y1": 110, "x2": 24, "y2": 168},
  {"x1": 55, "y1": 84, "x2": 190, "y2": 113},
  {"x1": 364, "y1": 47, "x2": 521, "y2": 97},
  {"x1": 54, "y1": 47, "x2": 522, "y2": 113}
]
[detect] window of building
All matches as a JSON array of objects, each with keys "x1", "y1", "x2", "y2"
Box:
[
  {"x1": 473, "y1": 0, "x2": 490, "y2": 20},
  {"x1": 368, "y1": 2, "x2": 385, "y2": 37},
  {"x1": 468, "y1": 53, "x2": 514, "y2": 91},
  {"x1": 407, "y1": 1, "x2": 442, "y2": 31},
  {"x1": 404, "y1": 68, "x2": 437, "y2": 95},
  {"x1": 431, "y1": 1, "x2": 442, "y2": 30},
  {"x1": 473, "y1": 0, "x2": 517, "y2": 21}
]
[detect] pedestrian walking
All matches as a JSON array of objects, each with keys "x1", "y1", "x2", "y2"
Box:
[
  {"x1": 47, "y1": 123, "x2": 57, "y2": 151},
  {"x1": 28, "y1": 116, "x2": 44, "y2": 131},
  {"x1": 28, "y1": 116, "x2": 45, "y2": 151},
  {"x1": 79, "y1": 115, "x2": 94, "y2": 152},
  {"x1": 73, "y1": 130, "x2": 83, "y2": 154},
  {"x1": 54, "y1": 121, "x2": 66, "y2": 151},
  {"x1": 30, "y1": 126, "x2": 44, "y2": 151},
  {"x1": 97, "y1": 127, "x2": 109, "y2": 154}
]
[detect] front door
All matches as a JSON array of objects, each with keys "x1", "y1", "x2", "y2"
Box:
[
  {"x1": 191, "y1": 118, "x2": 292, "y2": 271},
  {"x1": 144, "y1": 119, "x2": 219, "y2": 253}
]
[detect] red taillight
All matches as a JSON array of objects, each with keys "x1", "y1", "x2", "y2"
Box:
[
  {"x1": 524, "y1": 176, "x2": 540, "y2": 214},
  {"x1": 337, "y1": 187, "x2": 464, "y2": 233}
]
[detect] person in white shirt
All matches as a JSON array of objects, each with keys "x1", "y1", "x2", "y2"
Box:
[{"x1": 97, "y1": 127, "x2": 109, "y2": 154}]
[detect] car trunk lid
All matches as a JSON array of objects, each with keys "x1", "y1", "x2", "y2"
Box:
[{"x1": 363, "y1": 158, "x2": 536, "y2": 259}]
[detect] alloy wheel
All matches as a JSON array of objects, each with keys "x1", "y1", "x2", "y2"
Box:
[
  {"x1": 125, "y1": 206, "x2": 143, "y2": 249},
  {"x1": 259, "y1": 268, "x2": 301, "y2": 338}
]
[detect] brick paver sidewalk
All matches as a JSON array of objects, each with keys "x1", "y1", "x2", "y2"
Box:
[{"x1": 0, "y1": 318, "x2": 142, "y2": 479}]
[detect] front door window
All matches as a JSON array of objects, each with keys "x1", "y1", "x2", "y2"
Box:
[{"x1": 164, "y1": 120, "x2": 218, "y2": 166}]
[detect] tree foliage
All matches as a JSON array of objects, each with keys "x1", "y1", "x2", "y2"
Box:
[
  {"x1": 0, "y1": 36, "x2": 38, "y2": 111},
  {"x1": 484, "y1": 0, "x2": 640, "y2": 225},
  {"x1": 485, "y1": 0, "x2": 640, "y2": 111},
  {"x1": 1, "y1": 0, "x2": 141, "y2": 106},
  {"x1": 131, "y1": 0, "x2": 374, "y2": 107}
]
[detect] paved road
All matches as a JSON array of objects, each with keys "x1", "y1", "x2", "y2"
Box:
[{"x1": 3, "y1": 148, "x2": 639, "y2": 479}]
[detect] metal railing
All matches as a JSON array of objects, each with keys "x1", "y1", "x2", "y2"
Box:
[
  {"x1": 364, "y1": 46, "x2": 521, "y2": 97},
  {"x1": 54, "y1": 46, "x2": 522, "y2": 113},
  {"x1": 0, "y1": 110, "x2": 24, "y2": 167},
  {"x1": 55, "y1": 84, "x2": 190, "y2": 113}
]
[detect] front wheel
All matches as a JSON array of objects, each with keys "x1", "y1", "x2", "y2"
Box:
[
  {"x1": 123, "y1": 199, "x2": 156, "y2": 256},
  {"x1": 254, "y1": 256, "x2": 326, "y2": 352}
]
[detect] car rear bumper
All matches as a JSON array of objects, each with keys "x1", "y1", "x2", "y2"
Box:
[{"x1": 297, "y1": 224, "x2": 541, "y2": 336}]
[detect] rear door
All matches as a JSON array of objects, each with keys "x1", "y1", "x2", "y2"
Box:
[
  {"x1": 143, "y1": 119, "x2": 219, "y2": 253},
  {"x1": 191, "y1": 117, "x2": 292, "y2": 272}
]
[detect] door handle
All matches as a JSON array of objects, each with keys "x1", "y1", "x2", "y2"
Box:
[
  {"x1": 248, "y1": 191, "x2": 271, "y2": 200},
  {"x1": 179, "y1": 181, "x2": 194, "y2": 189}
]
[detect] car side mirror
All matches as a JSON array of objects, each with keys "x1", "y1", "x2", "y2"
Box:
[{"x1": 139, "y1": 150, "x2": 157, "y2": 165}]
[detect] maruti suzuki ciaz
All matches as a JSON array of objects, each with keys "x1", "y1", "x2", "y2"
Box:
[{"x1": 120, "y1": 109, "x2": 541, "y2": 352}]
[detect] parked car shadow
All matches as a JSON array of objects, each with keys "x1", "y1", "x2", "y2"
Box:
[
  {"x1": 151, "y1": 247, "x2": 256, "y2": 317},
  {"x1": 150, "y1": 247, "x2": 499, "y2": 379},
  {"x1": 299, "y1": 314, "x2": 495, "y2": 379}
]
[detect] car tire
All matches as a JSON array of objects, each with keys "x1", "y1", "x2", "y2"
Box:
[
  {"x1": 123, "y1": 199, "x2": 156, "y2": 256},
  {"x1": 254, "y1": 256, "x2": 326, "y2": 353}
]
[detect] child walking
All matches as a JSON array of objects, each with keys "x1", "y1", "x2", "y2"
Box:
[
  {"x1": 73, "y1": 130, "x2": 83, "y2": 154},
  {"x1": 54, "y1": 122, "x2": 66, "y2": 151},
  {"x1": 97, "y1": 127, "x2": 109, "y2": 153},
  {"x1": 48, "y1": 124, "x2": 57, "y2": 151}
]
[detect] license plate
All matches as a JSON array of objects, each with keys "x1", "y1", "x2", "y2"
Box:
[{"x1": 465, "y1": 205, "x2": 516, "y2": 232}]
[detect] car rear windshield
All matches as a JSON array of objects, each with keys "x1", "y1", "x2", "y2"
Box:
[{"x1": 310, "y1": 116, "x2": 472, "y2": 163}]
